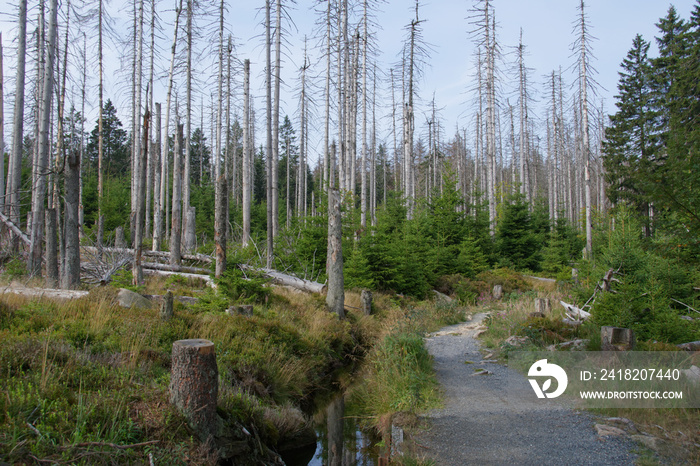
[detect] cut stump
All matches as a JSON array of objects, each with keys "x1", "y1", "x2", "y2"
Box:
[
  {"x1": 534, "y1": 298, "x2": 551, "y2": 315},
  {"x1": 169, "y1": 339, "x2": 218, "y2": 441},
  {"x1": 361, "y1": 289, "x2": 372, "y2": 316},
  {"x1": 160, "y1": 291, "x2": 174, "y2": 321},
  {"x1": 601, "y1": 326, "x2": 635, "y2": 351},
  {"x1": 492, "y1": 285, "x2": 503, "y2": 300}
]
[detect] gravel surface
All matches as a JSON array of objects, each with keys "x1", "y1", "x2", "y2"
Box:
[{"x1": 414, "y1": 313, "x2": 639, "y2": 466}]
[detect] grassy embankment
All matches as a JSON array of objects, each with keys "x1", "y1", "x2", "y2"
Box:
[
  {"x1": 0, "y1": 268, "x2": 467, "y2": 465},
  {"x1": 477, "y1": 275, "x2": 699, "y2": 465}
]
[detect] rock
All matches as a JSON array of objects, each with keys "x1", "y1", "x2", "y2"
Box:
[
  {"x1": 595, "y1": 424, "x2": 627, "y2": 437},
  {"x1": 605, "y1": 417, "x2": 639, "y2": 434},
  {"x1": 682, "y1": 365, "x2": 700, "y2": 385},
  {"x1": 117, "y1": 288, "x2": 152, "y2": 310},
  {"x1": 432, "y1": 289, "x2": 454, "y2": 304},
  {"x1": 680, "y1": 315, "x2": 694, "y2": 322},
  {"x1": 226, "y1": 305, "x2": 254, "y2": 317}
]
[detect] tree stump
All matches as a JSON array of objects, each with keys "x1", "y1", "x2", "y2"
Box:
[
  {"x1": 169, "y1": 339, "x2": 218, "y2": 441},
  {"x1": 601, "y1": 326, "x2": 635, "y2": 351},
  {"x1": 534, "y1": 298, "x2": 551, "y2": 315},
  {"x1": 492, "y1": 285, "x2": 503, "y2": 300},
  {"x1": 572, "y1": 268, "x2": 579, "y2": 284},
  {"x1": 361, "y1": 289, "x2": 372, "y2": 316},
  {"x1": 160, "y1": 291, "x2": 174, "y2": 321}
]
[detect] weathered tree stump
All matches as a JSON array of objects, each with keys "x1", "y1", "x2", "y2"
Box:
[
  {"x1": 225, "y1": 305, "x2": 253, "y2": 317},
  {"x1": 492, "y1": 285, "x2": 503, "y2": 300},
  {"x1": 169, "y1": 339, "x2": 218, "y2": 441},
  {"x1": 361, "y1": 289, "x2": 372, "y2": 316},
  {"x1": 601, "y1": 326, "x2": 635, "y2": 351},
  {"x1": 160, "y1": 291, "x2": 174, "y2": 321},
  {"x1": 572, "y1": 268, "x2": 579, "y2": 284},
  {"x1": 534, "y1": 298, "x2": 551, "y2": 315}
]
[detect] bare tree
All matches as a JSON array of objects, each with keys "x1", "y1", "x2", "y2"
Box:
[
  {"x1": 5, "y1": 0, "x2": 27, "y2": 232},
  {"x1": 265, "y1": 0, "x2": 273, "y2": 267},
  {"x1": 242, "y1": 59, "x2": 252, "y2": 246},
  {"x1": 29, "y1": 0, "x2": 58, "y2": 278},
  {"x1": 182, "y1": 0, "x2": 195, "y2": 253},
  {"x1": 326, "y1": 188, "x2": 344, "y2": 318},
  {"x1": 214, "y1": 0, "x2": 226, "y2": 277},
  {"x1": 133, "y1": 102, "x2": 151, "y2": 285},
  {"x1": 154, "y1": 0, "x2": 183, "y2": 252},
  {"x1": 0, "y1": 33, "x2": 5, "y2": 210},
  {"x1": 170, "y1": 122, "x2": 183, "y2": 265},
  {"x1": 573, "y1": 0, "x2": 596, "y2": 258}
]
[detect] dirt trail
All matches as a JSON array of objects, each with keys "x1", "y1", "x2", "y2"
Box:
[{"x1": 413, "y1": 313, "x2": 638, "y2": 465}]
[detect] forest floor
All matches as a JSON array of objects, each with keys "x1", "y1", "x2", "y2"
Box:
[{"x1": 411, "y1": 312, "x2": 641, "y2": 466}]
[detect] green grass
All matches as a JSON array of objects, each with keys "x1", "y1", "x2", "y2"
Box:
[{"x1": 0, "y1": 284, "x2": 365, "y2": 464}]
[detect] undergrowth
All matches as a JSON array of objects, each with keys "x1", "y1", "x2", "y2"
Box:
[{"x1": 0, "y1": 284, "x2": 366, "y2": 464}]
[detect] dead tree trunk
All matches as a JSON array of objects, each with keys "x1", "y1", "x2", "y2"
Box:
[
  {"x1": 170, "y1": 124, "x2": 183, "y2": 266},
  {"x1": 242, "y1": 59, "x2": 252, "y2": 246},
  {"x1": 133, "y1": 106, "x2": 150, "y2": 286},
  {"x1": 6, "y1": 0, "x2": 27, "y2": 230},
  {"x1": 62, "y1": 128, "x2": 81, "y2": 289},
  {"x1": 169, "y1": 339, "x2": 218, "y2": 442},
  {"x1": 29, "y1": 0, "x2": 58, "y2": 277},
  {"x1": 326, "y1": 188, "x2": 344, "y2": 318},
  {"x1": 361, "y1": 289, "x2": 372, "y2": 316}
]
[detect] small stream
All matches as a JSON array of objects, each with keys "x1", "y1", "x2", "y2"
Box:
[{"x1": 281, "y1": 395, "x2": 380, "y2": 466}]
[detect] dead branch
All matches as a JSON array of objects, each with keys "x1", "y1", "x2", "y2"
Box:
[
  {"x1": 671, "y1": 298, "x2": 699, "y2": 314},
  {"x1": 0, "y1": 211, "x2": 31, "y2": 246}
]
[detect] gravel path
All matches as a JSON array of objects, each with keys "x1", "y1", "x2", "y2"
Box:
[{"x1": 414, "y1": 313, "x2": 639, "y2": 466}]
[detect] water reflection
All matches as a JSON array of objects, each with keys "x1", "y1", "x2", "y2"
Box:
[{"x1": 282, "y1": 394, "x2": 379, "y2": 466}]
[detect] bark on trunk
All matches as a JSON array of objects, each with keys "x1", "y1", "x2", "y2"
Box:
[
  {"x1": 242, "y1": 59, "x2": 251, "y2": 246},
  {"x1": 29, "y1": 0, "x2": 58, "y2": 277},
  {"x1": 169, "y1": 339, "x2": 218, "y2": 442},
  {"x1": 170, "y1": 124, "x2": 183, "y2": 265},
  {"x1": 6, "y1": 0, "x2": 27, "y2": 228},
  {"x1": 132, "y1": 107, "x2": 150, "y2": 286},
  {"x1": 326, "y1": 188, "x2": 344, "y2": 318},
  {"x1": 62, "y1": 135, "x2": 80, "y2": 289}
]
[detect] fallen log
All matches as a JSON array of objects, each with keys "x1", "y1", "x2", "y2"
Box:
[
  {"x1": 1, "y1": 282, "x2": 89, "y2": 300},
  {"x1": 142, "y1": 269, "x2": 216, "y2": 289},
  {"x1": 560, "y1": 300, "x2": 591, "y2": 321},
  {"x1": 239, "y1": 264, "x2": 326, "y2": 294},
  {"x1": 142, "y1": 261, "x2": 211, "y2": 275},
  {"x1": 677, "y1": 340, "x2": 700, "y2": 351},
  {"x1": 81, "y1": 246, "x2": 213, "y2": 264}
]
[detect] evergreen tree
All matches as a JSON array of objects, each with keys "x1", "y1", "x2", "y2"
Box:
[
  {"x1": 86, "y1": 99, "x2": 129, "y2": 176},
  {"x1": 603, "y1": 34, "x2": 656, "y2": 219},
  {"x1": 496, "y1": 192, "x2": 540, "y2": 271},
  {"x1": 190, "y1": 127, "x2": 211, "y2": 186}
]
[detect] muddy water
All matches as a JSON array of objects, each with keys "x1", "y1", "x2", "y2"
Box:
[{"x1": 281, "y1": 395, "x2": 380, "y2": 466}]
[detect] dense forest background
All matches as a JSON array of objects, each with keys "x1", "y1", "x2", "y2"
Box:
[{"x1": 0, "y1": 1, "x2": 698, "y2": 344}]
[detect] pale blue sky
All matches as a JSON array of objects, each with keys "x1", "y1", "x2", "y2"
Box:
[{"x1": 0, "y1": 0, "x2": 696, "y2": 164}]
